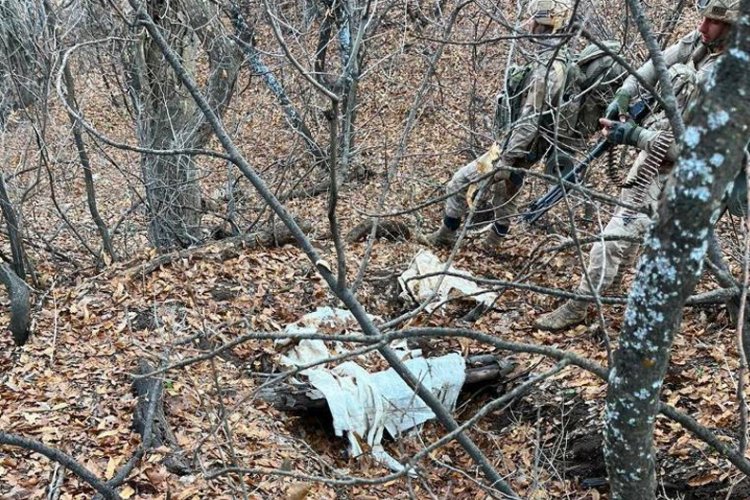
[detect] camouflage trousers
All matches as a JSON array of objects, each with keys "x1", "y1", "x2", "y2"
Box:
[
  {"x1": 444, "y1": 158, "x2": 518, "y2": 225},
  {"x1": 576, "y1": 153, "x2": 664, "y2": 295}
]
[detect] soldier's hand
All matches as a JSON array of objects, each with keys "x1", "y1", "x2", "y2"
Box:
[
  {"x1": 604, "y1": 91, "x2": 631, "y2": 120},
  {"x1": 599, "y1": 118, "x2": 644, "y2": 147}
]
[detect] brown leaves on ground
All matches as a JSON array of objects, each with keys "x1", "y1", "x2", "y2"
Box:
[{"x1": 0, "y1": 1, "x2": 740, "y2": 499}]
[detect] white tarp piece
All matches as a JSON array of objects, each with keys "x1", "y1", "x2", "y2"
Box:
[
  {"x1": 278, "y1": 313, "x2": 466, "y2": 474},
  {"x1": 278, "y1": 307, "x2": 418, "y2": 366},
  {"x1": 398, "y1": 249, "x2": 498, "y2": 312},
  {"x1": 277, "y1": 307, "x2": 377, "y2": 363}
]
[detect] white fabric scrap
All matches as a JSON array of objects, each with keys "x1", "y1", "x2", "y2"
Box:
[
  {"x1": 281, "y1": 342, "x2": 465, "y2": 474},
  {"x1": 278, "y1": 308, "x2": 412, "y2": 369},
  {"x1": 278, "y1": 338, "x2": 333, "y2": 372},
  {"x1": 398, "y1": 249, "x2": 498, "y2": 312},
  {"x1": 277, "y1": 307, "x2": 369, "y2": 367},
  {"x1": 278, "y1": 307, "x2": 361, "y2": 343},
  {"x1": 371, "y1": 353, "x2": 465, "y2": 437}
]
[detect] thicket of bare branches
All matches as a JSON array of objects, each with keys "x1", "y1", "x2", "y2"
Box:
[{"x1": 1, "y1": 0, "x2": 749, "y2": 499}]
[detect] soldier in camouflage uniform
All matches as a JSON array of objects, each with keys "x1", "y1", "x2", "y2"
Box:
[
  {"x1": 420, "y1": 0, "x2": 583, "y2": 252},
  {"x1": 535, "y1": 0, "x2": 740, "y2": 331}
]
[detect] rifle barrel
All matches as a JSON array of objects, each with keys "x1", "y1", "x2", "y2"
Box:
[
  {"x1": 520, "y1": 98, "x2": 654, "y2": 225},
  {"x1": 522, "y1": 139, "x2": 611, "y2": 224}
]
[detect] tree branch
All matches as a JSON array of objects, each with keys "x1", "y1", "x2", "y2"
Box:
[{"x1": 0, "y1": 432, "x2": 117, "y2": 499}]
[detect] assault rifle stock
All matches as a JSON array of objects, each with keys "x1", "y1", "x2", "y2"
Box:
[{"x1": 521, "y1": 99, "x2": 653, "y2": 225}]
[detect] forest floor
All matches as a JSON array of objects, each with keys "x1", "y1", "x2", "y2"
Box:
[{"x1": 1, "y1": 2, "x2": 748, "y2": 499}]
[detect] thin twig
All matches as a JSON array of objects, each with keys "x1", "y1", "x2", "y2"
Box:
[{"x1": 734, "y1": 158, "x2": 750, "y2": 456}]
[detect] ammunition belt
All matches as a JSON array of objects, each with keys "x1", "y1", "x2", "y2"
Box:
[
  {"x1": 605, "y1": 147, "x2": 621, "y2": 184},
  {"x1": 621, "y1": 130, "x2": 674, "y2": 223}
]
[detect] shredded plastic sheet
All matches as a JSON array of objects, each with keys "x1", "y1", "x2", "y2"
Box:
[
  {"x1": 398, "y1": 249, "x2": 498, "y2": 312},
  {"x1": 278, "y1": 309, "x2": 466, "y2": 474}
]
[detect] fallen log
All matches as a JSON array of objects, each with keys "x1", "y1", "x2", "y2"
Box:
[
  {"x1": 130, "y1": 360, "x2": 190, "y2": 476},
  {"x1": 346, "y1": 219, "x2": 411, "y2": 243},
  {"x1": 124, "y1": 221, "x2": 312, "y2": 279},
  {"x1": 260, "y1": 354, "x2": 515, "y2": 412}
]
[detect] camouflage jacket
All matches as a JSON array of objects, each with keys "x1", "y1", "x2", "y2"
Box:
[
  {"x1": 621, "y1": 31, "x2": 722, "y2": 161},
  {"x1": 501, "y1": 48, "x2": 575, "y2": 167}
]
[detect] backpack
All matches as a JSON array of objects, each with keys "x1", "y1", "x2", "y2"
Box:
[
  {"x1": 566, "y1": 40, "x2": 626, "y2": 137},
  {"x1": 492, "y1": 40, "x2": 625, "y2": 142},
  {"x1": 492, "y1": 63, "x2": 533, "y2": 138}
]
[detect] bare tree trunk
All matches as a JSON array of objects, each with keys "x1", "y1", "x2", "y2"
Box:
[
  {"x1": 337, "y1": 1, "x2": 362, "y2": 180},
  {"x1": 42, "y1": 0, "x2": 116, "y2": 263},
  {"x1": 0, "y1": 262, "x2": 31, "y2": 345},
  {"x1": 0, "y1": 174, "x2": 25, "y2": 279},
  {"x1": 230, "y1": 6, "x2": 326, "y2": 164},
  {"x1": 0, "y1": 0, "x2": 46, "y2": 125},
  {"x1": 62, "y1": 59, "x2": 117, "y2": 263},
  {"x1": 126, "y1": 0, "x2": 239, "y2": 250},
  {"x1": 604, "y1": 7, "x2": 750, "y2": 497}
]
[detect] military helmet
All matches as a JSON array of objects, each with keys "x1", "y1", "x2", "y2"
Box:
[
  {"x1": 526, "y1": 0, "x2": 572, "y2": 32},
  {"x1": 696, "y1": 0, "x2": 739, "y2": 23}
]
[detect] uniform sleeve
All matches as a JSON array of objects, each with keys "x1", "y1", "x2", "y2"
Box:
[
  {"x1": 501, "y1": 59, "x2": 566, "y2": 164},
  {"x1": 619, "y1": 31, "x2": 701, "y2": 98}
]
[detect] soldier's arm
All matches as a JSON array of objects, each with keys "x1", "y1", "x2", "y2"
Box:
[
  {"x1": 602, "y1": 118, "x2": 678, "y2": 161},
  {"x1": 618, "y1": 31, "x2": 701, "y2": 98}
]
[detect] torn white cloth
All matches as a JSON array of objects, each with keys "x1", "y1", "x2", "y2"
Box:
[
  {"x1": 277, "y1": 307, "x2": 375, "y2": 364},
  {"x1": 279, "y1": 336, "x2": 466, "y2": 474},
  {"x1": 398, "y1": 249, "x2": 498, "y2": 311}
]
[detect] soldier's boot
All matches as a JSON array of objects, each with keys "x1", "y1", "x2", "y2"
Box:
[
  {"x1": 480, "y1": 223, "x2": 509, "y2": 254},
  {"x1": 418, "y1": 223, "x2": 457, "y2": 248},
  {"x1": 534, "y1": 299, "x2": 588, "y2": 331}
]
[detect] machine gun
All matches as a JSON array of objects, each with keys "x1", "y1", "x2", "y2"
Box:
[{"x1": 521, "y1": 99, "x2": 654, "y2": 225}]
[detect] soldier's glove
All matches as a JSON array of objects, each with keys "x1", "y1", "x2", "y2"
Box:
[
  {"x1": 606, "y1": 121, "x2": 646, "y2": 147},
  {"x1": 605, "y1": 90, "x2": 631, "y2": 120}
]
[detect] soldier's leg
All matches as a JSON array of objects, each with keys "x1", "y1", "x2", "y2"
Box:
[
  {"x1": 534, "y1": 217, "x2": 635, "y2": 331},
  {"x1": 534, "y1": 185, "x2": 651, "y2": 331},
  {"x1": 482, "y1": 171, "x2": 525, "y2": 251},
  {"x1": 585, "y1": 168, "x2": 664, "y2": 289},
  {"x1": 421, "y1": 159, "x2": 482, "y2": 247},
  {"x1": 611, "y1": 242, "x2": 641, "y2": 291},
  {"x1": 608, "y1": 173, "x2": 664, "y2": 290},
  {"x1": 578, "y1": 215, "x2": 640, "y2": 295}
]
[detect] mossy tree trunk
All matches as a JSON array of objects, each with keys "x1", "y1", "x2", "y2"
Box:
[{"x1": 604, "y1": 6, "x2": 750, "y2": 497}]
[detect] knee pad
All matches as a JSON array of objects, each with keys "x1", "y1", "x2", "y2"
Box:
[
  {"x1": 509, "y1": 170, "x2": 525, "y2": 188},
  {"x1": 443, "y1": 216, "x2": 461, "y2": 231}
]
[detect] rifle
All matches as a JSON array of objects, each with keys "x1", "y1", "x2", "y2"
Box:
[{"x1": 521, "y1": 99, "x2": 654, "y2": 225}]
